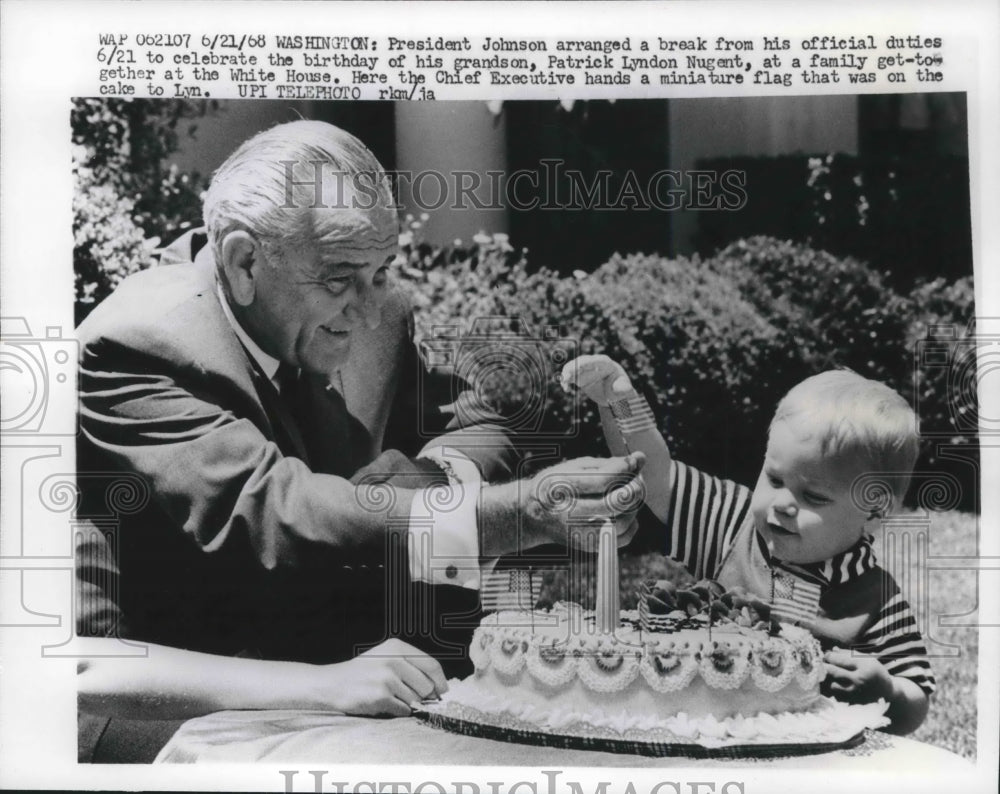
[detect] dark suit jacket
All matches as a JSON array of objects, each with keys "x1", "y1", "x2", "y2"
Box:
[{"x1": 75, "y1": 231, "x2": 518, "y2": 670}]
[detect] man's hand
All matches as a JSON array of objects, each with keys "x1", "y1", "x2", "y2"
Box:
[
  {"x1": 560, "y1": 355, "x2": 635, "y2": 405},
  {"x1": 316, "y1": 638, "x2": 449, "y2": 717},
  {"x1": 479, "y1": 452, "x2": 646, "y2": 556},
  {"x1": 823, "y1": 648, "x2": 894, "y2": 704}
]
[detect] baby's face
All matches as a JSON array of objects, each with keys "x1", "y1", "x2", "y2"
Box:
[{"x1": 750, "y1": 418, "x2": 873, "y2": 564}]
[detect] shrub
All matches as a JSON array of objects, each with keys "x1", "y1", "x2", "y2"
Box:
[
  {"x1": 906, "y1": 276, "x2": 979, "y2": 510},
  {"x1": 397, "y1": 226, "x2": 804, "y2": 486},
  {"x1": 907, "y1": 276, "x2": 977, "y2": 440},
  {"x1": 550, "y1": 251, "x2": 795, "y2": 484},
  {"x1": 397, "y1": 230, "x2": 977, "y2": 509},
  {"x1": 72, "y1": 149, "x2": 155, "y2": 310},
  {"x1": 72, "y1": 98, "x2": 211, "y2": 323},
  {"x1": 706, "y1": 236, "x2": 914, "y2": 393},
  {"x1": 394, "y1": 223, "x2": 583, "y2": 469}
]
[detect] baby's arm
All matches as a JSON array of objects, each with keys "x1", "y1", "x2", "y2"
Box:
[
  {"x1": 823, "y1": 649, "x2": 929, "y2": 735},
  {"x1": 561, "y1": 355, "x2": 672, "y2": 522}
]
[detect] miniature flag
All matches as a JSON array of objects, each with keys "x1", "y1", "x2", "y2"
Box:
[
  {"x1": 608, "y1": 395, "x2": 658, "y2": 435},
  {"x1": 771, "y1": 573, "x2": 822, "y2": 623},
  {"x1": 480, "y1": 568, "x2": 542, "y2": 613}
]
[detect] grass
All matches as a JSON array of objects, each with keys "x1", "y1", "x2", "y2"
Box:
[
  {"x1": 902, "y1": 509, "x2": 979, "y2": 759},
  {"x1": 533, "y1": 509, "x2": 980, "y2": 759}
]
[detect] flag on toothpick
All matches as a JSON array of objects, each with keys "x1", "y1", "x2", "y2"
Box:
[
  {"x1": 771, "y1": 572, "x2": 822, "y2": 623},
  {"x1": 480, "y1": 568, "x2": 542, "y2": 613}
]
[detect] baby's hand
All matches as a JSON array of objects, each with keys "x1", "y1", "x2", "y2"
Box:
[
  {"x1": 560, "y1": 355, "x2": 635, "y2": 406},
  {"x1": 823, "y1": 648, "x2": 895, "y2": 704}
]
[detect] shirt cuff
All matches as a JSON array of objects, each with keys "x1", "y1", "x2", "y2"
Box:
[
  {"x1": 408, "y1": 446, "x2": 483, "y2": 590},
  {"x1": 417, "y1": 444, "x2": 482, "y2": 484}
]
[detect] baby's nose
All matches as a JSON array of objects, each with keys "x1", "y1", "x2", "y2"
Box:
[{"x1": 772, "y1": 492, "x2": 798, "y2": 517}]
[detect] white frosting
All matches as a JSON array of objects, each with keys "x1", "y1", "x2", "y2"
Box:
[
  {"x1": 474, "y1": 608, "x2": 823, "y2": 700},
  {"x1": 429, "y1": 685, "x2": 890, "y2": 747},
  {"x1": 750, "y1": 637, "x2": 798, "y2": 692},
  {"x1": 427, "y1": 606, "x2": 878, "y2": 747}
]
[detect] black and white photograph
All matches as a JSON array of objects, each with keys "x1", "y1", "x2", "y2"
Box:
[{"x1": 0, "y1": 2, "x2": 997, "y2": 793}]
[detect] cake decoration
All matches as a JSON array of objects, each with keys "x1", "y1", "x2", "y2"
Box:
[
  {"x1": 421, "y1": 538, "x2": 889, "y2": 754},
  {"x1": 639, "y1": 638, "x2": 700, "y2": 693},
  {"x1": 525, "y1": 638, "x2": 578, "y2": 687},
  {"x1": 420, "y1": 582, "x2": 891, "y2": 750}
]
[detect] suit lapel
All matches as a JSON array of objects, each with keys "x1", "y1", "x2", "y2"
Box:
[
  {"x1": 176, "y1": 240, "x2": 411, "y2": 470},
  {"x1": 180, "y1": 248, "x2": 309, "y2": 459},
  {"x1": 247, "y1": 358, "x2": 314, "y2": 465},
  {"x1": 332, "y1": 290, "x2": 410, "y2": 460}
]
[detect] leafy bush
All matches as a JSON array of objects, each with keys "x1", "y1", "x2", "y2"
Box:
[
  {"x1": 397, "y1": 228, "x2": 977, "y2": 508},
  {"x1": 907, "y1": 276, "x2": 978, "y2": 441},
  {"x1": 553, "y1": 251, "x2": 797, "y2": 483},
  {"x1": 394, "y1": 222, "x2": 583, "y2": 468},
  {"x1": 72, "y1": 98, "x2": 212, "y2": 323},
  {"x1": 397, "y1": 226, "x2": 801, "y2": 485},
  {"x1": 707, "y1": 236, "x2": 914, "y2": 392},
  {"x1": 906, "y1": 277, "x2": 978, "y2": 507},
  {"x1": 72, "y1": 150, "x2": 155, "y2": 310}
]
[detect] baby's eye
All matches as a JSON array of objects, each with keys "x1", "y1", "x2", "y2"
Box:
[
  {"x1": 767, "y1": 475, "x2": 783, "y2": 488},
  {"x1": 803, "y1": 491, "x2": 831, "y2": 506}
]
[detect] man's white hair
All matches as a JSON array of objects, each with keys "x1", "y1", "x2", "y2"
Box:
[{"x1": 203, "y1": 119, "x2": 395, "y2": 267}]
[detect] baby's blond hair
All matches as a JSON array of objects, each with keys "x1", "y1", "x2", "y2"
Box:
[{"x1": 771, "y1": 370, "x2": 919, "y2": 506}]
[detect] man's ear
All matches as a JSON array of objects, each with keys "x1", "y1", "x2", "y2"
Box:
[{"x1": 219, "y1": 231, "x2": 260, "y2": 307}]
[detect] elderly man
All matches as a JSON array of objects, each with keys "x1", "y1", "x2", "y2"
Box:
[{"x1": 75, "y1": 119, "x2": 643, "y2": 748}]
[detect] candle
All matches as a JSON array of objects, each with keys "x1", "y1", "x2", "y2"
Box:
[{"x1": 595, "y1": 518, "x2": 619, "y2": 634}]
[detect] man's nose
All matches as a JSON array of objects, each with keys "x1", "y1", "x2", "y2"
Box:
[{"x1": 346, "y1": 279, "x2": 382, "y2": 330}]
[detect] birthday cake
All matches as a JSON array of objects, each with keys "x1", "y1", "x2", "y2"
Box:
[{"x1": 422, "y1": 581, "x2": 890, "y2": 749}]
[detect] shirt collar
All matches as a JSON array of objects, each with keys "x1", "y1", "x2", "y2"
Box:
[
  {"x1": 755, "y1": 530, "x2": 878, "y2": 587},
  {"x1": 215, "y1": 283, "x2": 281, "y2": 385}
]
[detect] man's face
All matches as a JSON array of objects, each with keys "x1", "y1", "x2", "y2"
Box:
[
  {"x1": 247, "y1": 208, "x2": 398, "y2": 377},
  {"x1": 749, "y1": 418, "x2": 871, "y2": 565}
]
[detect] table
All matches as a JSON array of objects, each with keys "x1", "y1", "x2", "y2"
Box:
[{"x1": 155, "y1": 710, "x2": 971, "y2": 769}]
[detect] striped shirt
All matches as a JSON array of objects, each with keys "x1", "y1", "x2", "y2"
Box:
[{"x1": 661, "y1": 460, "x2": 936, "y2": 696}]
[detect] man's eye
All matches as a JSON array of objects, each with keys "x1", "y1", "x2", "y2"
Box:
[
  {"x1": 324, "y1": 277, "x2": 351, "y2": 293},
  {"x1": 373, "y1": 267, "x2": 389, "y2": 286}
]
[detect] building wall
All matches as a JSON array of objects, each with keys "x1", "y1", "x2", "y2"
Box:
[
  {"x1": 167, "y1": 100, "x2": 397, "y2": 192},
  {"x1": 167, "y1": 97, "x2": 860, "y2": 259},
  {"x1": 667, "y1": 95, "x2": 859, "y2": 255},
  {"x1": 394, "y1": 102, "x2": 508, "y2": 244}
]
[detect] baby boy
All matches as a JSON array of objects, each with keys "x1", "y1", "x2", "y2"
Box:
[{"x1": 562, "y1": 356, "x2": 934, "y2": 734}]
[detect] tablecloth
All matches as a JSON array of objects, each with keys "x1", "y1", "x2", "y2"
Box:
[{"x1": 155, "y1": 709, "x2": 970, "y2": 769}]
